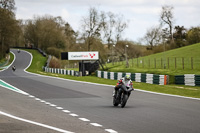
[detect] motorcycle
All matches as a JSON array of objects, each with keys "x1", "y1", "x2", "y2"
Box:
[
  {"x1": 12, "y1": 66, "x2": 16, "y2": 71},
  {"x1": 113, "y1": 81, "x2": 133, "y2": 108}
]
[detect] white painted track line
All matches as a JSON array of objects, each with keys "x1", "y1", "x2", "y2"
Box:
[
  {"x1": 63, "y1": 110, "x2": 70, "y2": 113},
  {"x1": 0, "y1": 111, "x2": 74, "y2": 133},
  {"x1": 79, "y1": 118, "x2": 90, "y2": 122},
  {"x1": 105, "y1": 129, "x2": 118, "y2": 133},
  {"x1": 69, "y1": 114, "x2": 78, "y2": 117},
  {"x1": 56, "y1": 107, "x2": 64, "y2": 110},
  {"x1": 90, "y1": 123, "x2": 102, "y2": 127},
  {"x1": 50, "y1": 104, "x2": 57, "y2": 107}
]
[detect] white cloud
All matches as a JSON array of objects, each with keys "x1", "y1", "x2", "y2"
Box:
[
  {"x1": 61, "y1": 9, "x2": 70, "y2": 19},
  {"x1": 130, "y1": 6, "x2": 160, "y2": 15}
]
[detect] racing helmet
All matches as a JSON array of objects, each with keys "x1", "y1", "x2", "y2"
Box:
[{"x1": 125, "y1": 75, "x2": 130, "y2": 80}]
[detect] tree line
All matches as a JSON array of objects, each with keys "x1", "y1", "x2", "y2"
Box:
[
  {"x1": 0, "y1": 0, "x2": 21, "y2": 59},
  {"x1": 142, "y1": 5, "x2": 200, "y2": 54}
]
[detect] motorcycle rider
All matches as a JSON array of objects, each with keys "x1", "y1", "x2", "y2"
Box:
[
  {"x1": 12, "y1": 66, "x2": 16, "y2": 71},
  {"x1": 113, "y1": 75, "x2": 134, "y2": 97}
]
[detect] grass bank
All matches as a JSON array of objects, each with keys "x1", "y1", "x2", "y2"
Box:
[
  {"x1": 105, "y1": 43, "x2": 200, "y2": 76},
  {"x1": 24, "y1": 49, "x2": 47, "y2": 73},
  {"x1": 25, "y1": 49, "x2": 200, "y2": 99}
]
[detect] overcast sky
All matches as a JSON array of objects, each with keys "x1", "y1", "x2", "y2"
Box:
[{"x1": 15, "y1": 0, "x2": 200, "y2": 42}]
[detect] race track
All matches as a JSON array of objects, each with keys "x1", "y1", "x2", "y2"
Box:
[{"x1": 0, "y1": 49, "x2": 200, "y2": 133}]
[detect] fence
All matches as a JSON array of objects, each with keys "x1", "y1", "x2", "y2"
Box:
[
  {"x1": 96, "y1": 70, "x2": 168, "y2": 85},
  {"x1": 111, "y1": 57, "x2": 200, "y2": 70}
]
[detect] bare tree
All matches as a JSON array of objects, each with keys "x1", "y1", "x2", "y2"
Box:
[
  {"x1": 80, "y1": 7, "x2": 129, "y2": 63},
  {"x1": 101, "y1": 12, "x2": 128, "y2": 46},
  {"x1": 143, "y1": 25, "x2": 162, "y2": 49},
  {"x1": 102, "y1": 12, "x2": 116, "y2": 45},
  {"x1": 81, "y1": 7, "x2": 104, "y2": 51},
  {"x1": 115, "y1": 14, "x2": 128, "y2": 43},
  {"x1": 0, "y1": 0, "x2": 15, "y2": 11},
  {"x1": 160, "y1": 5, "x2": 174, "y2": 42}
]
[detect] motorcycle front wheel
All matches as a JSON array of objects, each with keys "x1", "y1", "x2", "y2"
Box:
[{"x1": 121, "y1": 93, "x2": 128, "y2": 108}]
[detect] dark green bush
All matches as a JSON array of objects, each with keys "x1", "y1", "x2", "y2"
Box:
[{"x1": 46, "y1": 47, "x2": 61, "y2": 59}]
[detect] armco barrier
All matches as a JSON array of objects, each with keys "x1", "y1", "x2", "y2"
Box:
[
  {"x1": 96, "y1": 70, "x2": 168, "y2": 85},
  {"x1": 42, "y1": 67, "x2": 169, "y2": 85},
  {"x1": 175, "y1": 74, "x2": 200, "y2": 86},
  {"x1": 195, "y1": 75, "x2": 200, "y2": 86},
  {"x1": 43, "y1": 67, "x2": 79, "y2": 76}
]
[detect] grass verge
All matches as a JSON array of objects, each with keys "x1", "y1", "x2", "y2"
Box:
[
  {"x1": 24, "y1": 49, "x2": 47, "y2": 73},
  {"x1": 25, "y1": 49, "x2": 200, "y2": 99},
  {"x1": 9, "y1": 52, "x2": 14, "y2": 65},
  {"x1": 0, "y1": 52, "x2": 14, "y2": 70}
]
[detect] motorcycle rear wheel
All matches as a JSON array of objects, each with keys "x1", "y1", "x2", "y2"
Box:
[
  {"x1": 113, "y1": 91, "x2": 119, "y2": 106},
  {"x1": 113, "y1": 97, "x2": 119, "y2": 106}
]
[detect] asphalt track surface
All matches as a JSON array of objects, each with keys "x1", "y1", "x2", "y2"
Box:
[{"x1": 0, "y1": 49, "x2": 200, "y2": 133}]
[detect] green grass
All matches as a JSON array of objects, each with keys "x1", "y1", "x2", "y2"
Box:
[
  {"x1": 0, "y1": 52, "x2": 14, "y2": 70},
  {"x1": 24, "y1": 49, "x2": 47, "y2": 73},
  {"x1": 66, "y1": 68, "x2": 79, "y2": 71},
  {"x1": 105, "y1": 43, "x2": 200, "y2": 76},
  {"x1": 24, "y1": 49, "x2": 200, "y2": 99},
  {"x1": 104, "y1": 65, "x2": 200, "y2": 75},
  {"x1": 9, "y1": 52, "x2": 14, "y2": 65}
]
